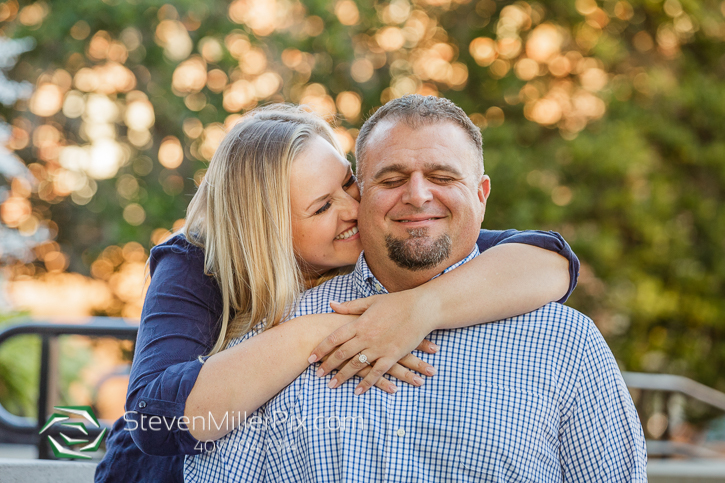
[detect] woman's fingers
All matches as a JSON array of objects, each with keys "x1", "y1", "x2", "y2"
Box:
[
  {"x1": 415, "y1": 339, "x2": 439, "y2": 354},
  {"x1": 357, "y1": 366, "x2": 398, "y2": 394},
  {"x1": 331, "y1": 354, "x2": 388, "y2": 390},
  {"x1": 316, "y1": 339, "x2": 366, "y2": 376},
  {"x1": 327, "y1": 365, "x2": 397, "y2": 395},
  {"x1": 355, "y1": 361, "x2": 425, "y2": 395},
  {"x1": 398, "y1": 353, "x2": 436, "y2": 377},
  {"x1": 308, "y1": 323, "x2": 356, "y2": 364},
  {"x1": 327, "y1": 354, "x2": 435, "y2": 396},
  {"x1": 329, "y1": 296, "x2": 380, "y2": 315},
  {"x1": 326, "y1": 352, "x2": 436, "y2": 388}
]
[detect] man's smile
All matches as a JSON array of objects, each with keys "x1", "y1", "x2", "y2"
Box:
[
  {"x1": 396, "y1": 217, "x2": 443, "y2": 222},
  {"x1": 390, "y1": 215, "x2": 447, "y2": 229}
]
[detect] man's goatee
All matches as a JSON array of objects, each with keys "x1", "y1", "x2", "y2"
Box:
[{"x1": 385, "y1": 228, "x2": 451, "y2": 271}]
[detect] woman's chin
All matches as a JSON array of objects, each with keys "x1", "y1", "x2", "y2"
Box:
[{"x1": 335, "y1": 240, "x2": 363, "y2": 266}]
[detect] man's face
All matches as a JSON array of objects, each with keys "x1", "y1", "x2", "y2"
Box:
[{"x1": 358, "y1": 120, "x2": 490, "y2": 274}]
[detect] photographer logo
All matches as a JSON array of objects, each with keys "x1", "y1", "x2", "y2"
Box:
[{"x1": 39, "y1": 406, "x2": 107, "y2": 459}]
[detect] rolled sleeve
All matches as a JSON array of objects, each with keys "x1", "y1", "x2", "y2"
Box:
[
  {"x1": 125, "y1": 235, "x2": 223, "y2": 456},
  {"x1": 476, "y1": 229, "x2": 580, "y2": 303},
  {"x1": 559, "y1": 322, "x2": 648, "y2": 481}
]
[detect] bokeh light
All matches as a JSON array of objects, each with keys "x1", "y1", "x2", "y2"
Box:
[{"x1": 158, "y1": 136, "x2": 184, "y2": 169}]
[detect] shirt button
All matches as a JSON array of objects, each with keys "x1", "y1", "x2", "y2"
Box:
[
  {"x1": 374, "y1": 283, "x2": 383, "y2": 292},
  {"x1": 396, "y1": 428, "x2": 405, "y2": 437},
  {"x1": 138, "y1": 401, "x2": 147, "y2": 408}
]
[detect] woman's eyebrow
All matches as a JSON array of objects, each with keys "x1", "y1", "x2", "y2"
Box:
[{"x1": 306, "y1": 192, "x2": 330, "y2": 211}]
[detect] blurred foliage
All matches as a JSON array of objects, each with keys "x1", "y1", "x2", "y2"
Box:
[
  {"x1": 0, "y1": 313, "x2": 38, "y2": 417},
  {"x1": 0, "y1": 313, "x2": 97, "y2": 418},
  {"x1": 0, "y1": 0, "x2": 723, "y2": 393}
]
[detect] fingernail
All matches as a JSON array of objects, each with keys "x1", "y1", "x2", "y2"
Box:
[
  {"x1": 425, "y1": 367, "x2": 436, "y2": 376},
  {"x1": 413, "y1": 376, "x2": 424, "y2": 386},
  {"x1": 354, "y1": 387, "x2": 363, "y2": 396},
  {"x1": 430, "y1": 344, "x2": 438, "y2": 353},
  {"x1": 328, "y1": 378, "x2": 337, "y2": 389},
  {"x1": 316, "y1": 368, "x2": 324, "y2": 378},
  {"x1": 308, "y1": 355, "x2": 318, "y2": 364},
  {"x1": 389, "y1": 385, "x2": 398, "y2": 394}
]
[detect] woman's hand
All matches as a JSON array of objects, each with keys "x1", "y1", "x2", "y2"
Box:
[
  {"x1": 327, "y1": 355, "x2": 431, "y2": 395},
  {"x1": 308, "y1": 291, "x2": 440, "y2": 395}
]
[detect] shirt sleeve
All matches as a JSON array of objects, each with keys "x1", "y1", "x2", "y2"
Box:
[
  {"x1": 558, "y1": 322, "x2": 648, "y2": 482},
  {"x1": 126, "y1": 236, "x2": 223, "y2": 456},
  {"x1": 476, "y1": 229, "x2": 580, "y2": 303}
]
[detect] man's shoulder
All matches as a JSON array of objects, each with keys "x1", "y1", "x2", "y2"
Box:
[
  {"x1": 509, "y1": 302, "x2": 594, "y2": 339},
  {"x1": 294, "y1": 271, "x2": 359, "y2": 316},
  {"x1": 510, "y1": 302, "x2": 591, "y2": 327},
  {"x1": 441, "y1": 303, "x2": 598, "y2": 397},
  {"x1": 477, "y1": 302, "x2": 596, "y2": 355}
]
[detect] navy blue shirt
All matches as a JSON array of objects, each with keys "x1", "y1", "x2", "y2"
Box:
[{"x1": 95, "y1": 229, "x2": 579, "y2": 483}]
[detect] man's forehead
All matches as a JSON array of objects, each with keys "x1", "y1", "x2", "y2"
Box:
[
  {"x1": 365, "y1": 117, "x2": 418, "y2": 145},
  {"x1": 364, "y1": 120, "x2": 476, "y2": 173}
]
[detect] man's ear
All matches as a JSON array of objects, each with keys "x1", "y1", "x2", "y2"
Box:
[
  {"x1": 478, "y1": 175, "x2": 491, "y2": 221},
  {"x1": 478, "y1": 175, "x2": 491, "y2": 202}
]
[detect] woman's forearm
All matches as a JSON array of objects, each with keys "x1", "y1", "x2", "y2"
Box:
[
  {"x1": 416, "y1": 243, "x2": 570, "y2": 331},
  {"x1": 184, "y1": 313, "x2": 349, "y2": 441}
]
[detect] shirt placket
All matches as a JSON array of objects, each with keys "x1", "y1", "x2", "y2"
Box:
[{"x1": 384, "y1": 376, "x2": 418, "y2": 481}]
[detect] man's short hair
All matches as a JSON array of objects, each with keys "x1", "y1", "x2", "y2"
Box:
[{"x1": 355, "y1": 95, "x2": 484, "y2": 186}]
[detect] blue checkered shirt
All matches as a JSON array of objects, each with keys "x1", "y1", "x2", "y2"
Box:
[{"x1": 185, "y1": 247, "x2": 647, "y2": 482}]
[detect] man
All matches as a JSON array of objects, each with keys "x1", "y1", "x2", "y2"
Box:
[{"x1": 186, "y1": 95, "x2": 647, "y2": 482}]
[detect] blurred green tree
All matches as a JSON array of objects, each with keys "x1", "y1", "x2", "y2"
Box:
[{"x1": 0, "y1": 0, "x2": 724, "y2": 392}]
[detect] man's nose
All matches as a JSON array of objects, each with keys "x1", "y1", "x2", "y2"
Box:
[{"x1": 401, "y1": 173, "x2": 433, "y2": 208}]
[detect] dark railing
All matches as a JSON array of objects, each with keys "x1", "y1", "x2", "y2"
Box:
[
  {"x1": 0, "y1": 317, "x2": 138, "y2": 459},
  {"x1": 2, "y1": 318, "x2": 725, "y2": 461}
]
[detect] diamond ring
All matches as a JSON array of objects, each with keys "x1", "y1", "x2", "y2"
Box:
[{"x1": 357, "y1": 352, "x2": 371, "y2": 365}]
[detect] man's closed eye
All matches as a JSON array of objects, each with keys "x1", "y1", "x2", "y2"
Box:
[{"x1": 380, "y1": 178, "x2": 406, "y2": 188}]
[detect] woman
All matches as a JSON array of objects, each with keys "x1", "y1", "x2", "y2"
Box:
[{"x1": 95, "y1": 105, "x2": 578, "y2": 482}]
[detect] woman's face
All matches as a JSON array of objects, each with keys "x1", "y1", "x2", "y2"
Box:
[{"x1": 291, "y1": 135, "x2": 362, "y2": 281}]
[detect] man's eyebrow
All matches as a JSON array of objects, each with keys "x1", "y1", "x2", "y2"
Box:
[
  {"x1": 372, "y1": 163, "x2": 408, "y2": 180},
  {"x1": 423, "y1": 162, "x2": 463, "y2": 177},
  {"x1": 372, "y1": 162, "x2": 463, "y2": 179}
]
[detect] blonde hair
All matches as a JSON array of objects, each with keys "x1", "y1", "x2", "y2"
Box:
[{"x1": 184, "y1": 105, "x2": 346, "y2": 356}]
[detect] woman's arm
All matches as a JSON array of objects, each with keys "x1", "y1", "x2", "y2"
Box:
[
  {"x1": 309, "y1": 229, "x2": 578, "y2": 394},
  {"x1": 416, "y1": 242, "x2": 570, "y2": 329},
  {"x1": 125, "y1": 237, "x2": 223, "y2": 456},
  {"x1": 127, "y1": 236, "x2": 434, "y2": 455},
  {"x1": 184, "y1": 312, "x2": 426, "y2": 442}
]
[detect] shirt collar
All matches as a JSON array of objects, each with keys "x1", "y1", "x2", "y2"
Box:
[{"x1": 353, "y1": 244, "x2": 481, "y2": 297}]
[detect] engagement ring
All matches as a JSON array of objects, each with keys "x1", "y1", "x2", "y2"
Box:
[{"x1": 358, "y1": 353, "x2": 371, "y2": 365}]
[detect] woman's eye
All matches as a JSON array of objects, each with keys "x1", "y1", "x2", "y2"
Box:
[
  {"x1": 343, "y1": 174, "x2": 357, "y2": 191},
  {"x1": 346, "y1": 183, "x2": 361, "y2": 201},
  {"x1": 314, "y1": 201, "x2": 332, "y2": 215}
]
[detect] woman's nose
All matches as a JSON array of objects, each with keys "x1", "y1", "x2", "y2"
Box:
[
  {"x1": 340, "y1": 192, "x2": 359, "y2": 221},
  {"x1": 401, "y1": 173, "x2": 433, "y2": 208}
]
